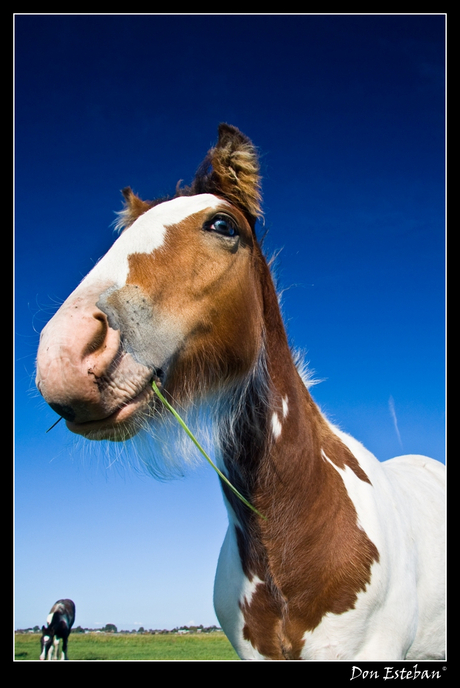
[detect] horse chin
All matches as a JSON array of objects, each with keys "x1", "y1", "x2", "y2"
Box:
[{"x1": 66, "y1": 384, "x2": 156, "y2": 441}]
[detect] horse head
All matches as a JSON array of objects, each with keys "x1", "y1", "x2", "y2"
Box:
[{"x1": 35, "y1": 125, "x2": 273, "y2": 449}]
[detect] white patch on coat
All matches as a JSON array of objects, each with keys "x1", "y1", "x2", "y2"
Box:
[
  {"x1": 282, "y1": 395, "x2": 289, "y2": 419},
  {"x1": 270, "y1": 397, "x2": 288, "y2": 441},
  {"x1": 214, "y1": 525, "x2": 267, "y2": 660},
  {"x1": 271, "y1": 411, "x2": 282, "y2": 440},
  {"x1": 321, "y1": 450, "x2": 377, "y2": 538}
]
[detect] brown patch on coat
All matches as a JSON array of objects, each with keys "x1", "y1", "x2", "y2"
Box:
[
  {"x1": 240, "y1": 578, "x2": 305, "y2": 660},
  {"x1": 321, "y1": 431, "x2": 372, "y2": 484}
]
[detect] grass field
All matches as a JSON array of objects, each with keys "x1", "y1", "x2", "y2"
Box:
[{"x1": 14, "y1": 631, "x2": 240, "y2": 661}]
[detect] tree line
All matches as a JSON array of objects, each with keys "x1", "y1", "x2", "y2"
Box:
[{"x1": 17, "y1": 623, "x2": 222, "y2": 635}]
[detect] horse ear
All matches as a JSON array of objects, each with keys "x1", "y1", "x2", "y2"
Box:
[
  {"x1": 191, "y1": 124, "x2": 262, "y2": 224},
  {"x1": 115, "y1": 187, "x2": 151, "y2": 232}
]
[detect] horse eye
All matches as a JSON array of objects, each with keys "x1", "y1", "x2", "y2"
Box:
[{"x1": 204, "y1": 215, "x2": 238, "y2": 237}]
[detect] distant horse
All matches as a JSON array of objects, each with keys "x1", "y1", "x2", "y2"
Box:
[
  {"x1": 36, "y1": 124, "x2": 445, "y2": 660},
  {"x1": 40, "y1": 599, "x2": 75, "y2": 660}
]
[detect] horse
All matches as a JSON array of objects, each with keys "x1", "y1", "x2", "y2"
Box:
[
  {"x1": 39, "y1": 599, "x2": 75, "y2": 660},
  {"x1": 35, "y1": 124, "x2": 445, "y2": 660}
]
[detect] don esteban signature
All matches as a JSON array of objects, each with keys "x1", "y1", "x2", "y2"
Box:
[{"x1": 350, "y1": 665, "x2": 444, "y2": 681}]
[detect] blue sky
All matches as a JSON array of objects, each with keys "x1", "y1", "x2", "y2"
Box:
[{"x1": 14, "y1": 14, "x2": 445, "y2": 633}]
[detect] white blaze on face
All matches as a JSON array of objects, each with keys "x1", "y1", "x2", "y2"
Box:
[{"x1": 81, "y1": 194, "x2": 225, "y2": 289}]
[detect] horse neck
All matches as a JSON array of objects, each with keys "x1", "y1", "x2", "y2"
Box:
[
  {"x1": 218, "y1": 253, "x2": 329, "y2": 524},
  {"x1": 217, "y1": 253, "x2": 375, "y2": 595}
]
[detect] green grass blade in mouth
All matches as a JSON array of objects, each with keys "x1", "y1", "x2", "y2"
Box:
[
  {"x1": 151, "y1": 379, "x2": 266, "y2": 520},
  {"x1": 46, "y1": 416, "x2": 63, "y2": 433}
]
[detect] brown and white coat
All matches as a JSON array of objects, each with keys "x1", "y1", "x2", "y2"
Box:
[{"x1": 36, "y1": 125, "x2": 445, "y2": 660}]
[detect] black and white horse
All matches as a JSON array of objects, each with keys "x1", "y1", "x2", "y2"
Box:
[{"x1": 40, "y1": 599, "x2": 75, "y2": 660}]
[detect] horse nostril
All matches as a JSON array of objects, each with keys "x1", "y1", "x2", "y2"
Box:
[
  {"x1": 48, "y1": 403, "x2": 76, "y2": 422},
  {"x1": 82, "y1": 311, "x2": 110, "y2": 357}
]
